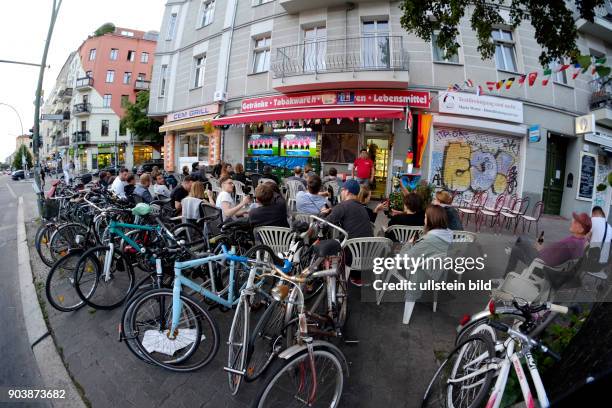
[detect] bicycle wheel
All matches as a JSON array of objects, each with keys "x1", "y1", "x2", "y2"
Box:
[
  {"x1": 73, "y1": 245, "x2": 135, "y2": 310},
  {"x1": 252, "y1": 346, "x2": 346, "y2": 408},
  {"x1": 45, "y1": 249, "x2": 92, "y2": 312},
  {"x1": 35, "y1": 222, "x2": 58, "y2": 267},
  {"x1": 455, "y1": 311, "x2": 525, "y2": 346},
  {"x1": 128, "y1": 288, "x2": 220, "y2": 372},
  {"x1": 49, "y1": 222, "x2": 87, "y2": 262},
  {"x1": 171, "y1": 223, "x2": 206, "y2": 251},
  {"x1": 227, "y1": 298, "x2": 249, "y2": 395},
  {"x1": 246, "y1": 300, "x2": 286, "y2": 382},
  {"x1": 244, "y1": 245, "x2": 282, "y2": 307},
  {"x1": 422, "y1": 334, "x2": 496, "y2": 408}
]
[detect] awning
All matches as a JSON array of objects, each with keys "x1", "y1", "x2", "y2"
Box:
[
  {"x1": 159, "y1": 114, "x2": 216, "y2": 133},
  {"x1": 211, "y1": 106, "x2": 405, "y2": 125}
]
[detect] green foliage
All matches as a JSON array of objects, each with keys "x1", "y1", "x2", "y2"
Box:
[
  {"x1": 120, "y1": 91, "x2": 162, "y2": 144},
  {"x1": 12, "y1": 144, "x2": 33, "y2": 170},
  {"x1": 94, "y1": 23, "x2": 115, "y2": 37},
  {"x1": 597, "y1": 183, "x2": 607, "y2": 192},
  {"x1": 399, "y1": 0, "x2": 605, "y2": 65},
  {"x1": 608, "y1": 172, "x2": 612, "y2": 187},
  {"x1": 415, "y1": 183, "x2": 435, "y2": 210}
]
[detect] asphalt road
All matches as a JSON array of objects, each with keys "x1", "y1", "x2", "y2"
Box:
[{"x1": 0, "y1": 175, "x2": 50, "y2": 407}]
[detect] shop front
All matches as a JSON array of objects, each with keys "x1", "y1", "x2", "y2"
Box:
[
  {"x1": 159, "y1": 103, "x2": 221, "y2": 172},
  {"x1": 95, "y1": 144, "x2": 125, "y2": 169},
  {"x1": 212, "y1": 89, "x2": 430, "y2": 197}
]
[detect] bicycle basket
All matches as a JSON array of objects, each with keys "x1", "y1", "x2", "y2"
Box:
[{"x1": 42, "y1": 199, "x2": 60, "y2": 220}]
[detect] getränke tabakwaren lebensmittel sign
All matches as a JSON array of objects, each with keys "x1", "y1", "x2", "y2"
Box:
[
  {"x1": 439, "y1": 92, "x2": 524, "y2": 124},
  {"x1": 240, "y1": 90, "x2": 431, "y2": 113},
  {"x1": 167, "y1": 103, "x2": 219, "y2": 122}
]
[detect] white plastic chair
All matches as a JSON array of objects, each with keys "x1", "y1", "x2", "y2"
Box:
[
  {"x1": 254, "y1": 226, "x2": 294, "y2": 256},
  {"x1": 385, "y1": 225, "x2": 423, "y2": 245},
  {"x1": 258, "y1": 178, "x2": 276, "y2": 185},
  {"x1": 345, "y1": 237, "x2": 393, "y2": 281},
  {"x1": 291, "y1": 212, "x2": 311, "y2": 226},
  {"x1": 284, "y1": 180, "x2": 304, "y2": 212},
  {"x1": 233, "y1": 180, "x2": 246, "y2": 202}
]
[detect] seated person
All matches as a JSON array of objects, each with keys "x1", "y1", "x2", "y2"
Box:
[
  {"x1": 304, "y1": 164, "x2": 316, "y2": 178},
  {"x1": 98, "y1": 171, "x2": 110, "y2": 189},
  {"x1": 134, "y1": 173, "x2": 153, "y2": 203},
  {"x1": 262, "y1": 165, "x2": 279, "y2": 184},
  {"x1": 590, "y1": 205, "x2": 611, "y2": 264},
  {"x1": 433, "y1": 190, "x2": 463, "y2": 230},
  {"x1": 232, "y1": 163, "x2": 248, "y2": 185},
  {"x1": 357, "y1": 186, "x2": 387, "y2": 223},
  {"x1": 286, "y1": 166, "x2": 307, "y2": 189},
  {"x1": 296, "y1": 175, "x2": 329, "y2": 215},
  {"x1": 504, "y1": 212, "x2": 590, "y2": 275},
  {"x1": 214, "y1": 176, "x2": 251, "y2": 221},
  {"x1": 322, "y1": 179, "x2": 372, "y2": 239},
  {"x1": 322, "y1": 167, "x2": 339, "y2": 184},
  {"x1": 181, "y1": 181, "x2": 207, "y2": 221},
  {"x1": 249, "y1": 182, "x2": 290, "y2": 228},
  {"x1": 153, "y1": 174, "x2": 171, "y2": 198},
  {"x1": 110, "y1": 168, "x2": 129, "y2": 199},
  {"x1": 171, "y1": 175, "x2": 193, "y2": 214},
  {"x1": 124, "y1": 174, "x2": 137, "y2": 198},
  {"x1": 388, "y1": 192, "x2": 425, "y2": 227}
]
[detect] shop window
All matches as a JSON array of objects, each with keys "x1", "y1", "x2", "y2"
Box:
[
  {"x1": 178, "y1": 131, "x2": 209, "y2": 161},
  {"x1": 492, "y1": 28, "x2": 517, "y2": 72}
]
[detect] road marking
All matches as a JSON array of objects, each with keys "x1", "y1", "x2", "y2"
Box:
[{"x1": 6, "y1": 182, "x2": 17, "y2": 199}]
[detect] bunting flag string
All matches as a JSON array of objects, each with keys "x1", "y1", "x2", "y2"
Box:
[
  {"x1": 505, "y1": 77, "x2": 515, "y2": 89},
  {"x1": 541, "y1": 68, "x2": 552, "y2": 86},
  {"x1": 518, "y1": 74, "x2": 527, "y2": 86}
]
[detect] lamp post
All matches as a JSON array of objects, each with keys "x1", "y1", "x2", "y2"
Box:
[{"x1": 0, "y1": 102, "x2": 25, "y2": 138}]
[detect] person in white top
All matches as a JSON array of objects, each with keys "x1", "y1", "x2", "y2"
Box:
[
  {"x1": 62, "y1": 161, "x2": 71, "y2": 185},
  {"x1": 153, "y1": 174, "x2": 171, "y2": 198},
  {"x1": 590, "y1": 206, "x2": 611, "y2": 263},
  {"x1": 214, "y1": 176, "x2": 251, "y2": 221},
  {"x1": 111, "y1": 168, "x2": 129, "y2": 199},
  {"x1": 181, "y1": 181, "x2": 207, "y2": 221}
]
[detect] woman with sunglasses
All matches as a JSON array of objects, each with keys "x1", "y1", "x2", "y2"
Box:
[{"x1": 215, "y1": 175, "x2": 251, "y2": 221}]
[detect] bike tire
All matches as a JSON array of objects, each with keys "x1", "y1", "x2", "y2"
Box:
[
  {"x1": 246, "y1": 300, "x2": 286, "y2": 382},
  {"x1": 171, "y1": 223, "x2": 206, "y2": 251},
  {"x1": 35, "y1": 222, "x2": 58, "y2": 267},
  {"x1": 49, "y1": 222, "x2": 88, "y2": 263},
  {"x1": 227, "y1": 298, "x2": 249, "y2": 395},
  {"x1": 45, "y1": 249, "x2": 90, "y2": 312}
]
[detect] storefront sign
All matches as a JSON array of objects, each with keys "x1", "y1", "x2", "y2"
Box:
[
  {"x1": 439, "y1": 92, "x2": 524, "y2": 124},
  {"x1": 575, "y1": 114, "x2": 595, "y2": 134},
  {"x1": 164, "y1": 134, "x2": 175, "y2": 172},
  {"x1": 528, "y1": 125, "x2": 541, "y2": 143},
  {"x1": 166, "y1": 103, "x2": 219, "y2": 123},
  {"x1": 240, "y1": 90, "x2": 431, "y2": 113},
  {"x1": 577, "y1": 151, "x2": 597, "y2": 201}
]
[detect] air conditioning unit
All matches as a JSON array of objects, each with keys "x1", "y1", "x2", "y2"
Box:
[{"x1": 214, "y1": 91, "x2": 227, "y2": 102}]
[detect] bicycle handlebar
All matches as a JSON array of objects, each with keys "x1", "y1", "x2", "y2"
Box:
[
  {"x1": 488, "y1": 319, "x2": 561, "y2": 361},
  {"x1": 308, "y1": 215, "x2": 348, "y2": 248}
]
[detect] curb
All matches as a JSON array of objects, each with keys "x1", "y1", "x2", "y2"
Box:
[{"x1": 17, "y1": 197, "x2": 87, "y2": 408}]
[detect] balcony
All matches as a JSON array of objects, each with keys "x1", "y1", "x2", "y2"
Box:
[
  {"x1": 59, "y1": 87, "x2": 73, "y2": 102},
  {"x1": 576, "y1": 5, "x2": 612, "y2": 41},
  {"x1": 73, "y1": 102, "x2": 92, "y2": 116},
  {"x1": 589, "y1": 79, "x2": 612, "y2": 128},
  {"x1": 134, "y1": 79, "x2": 151, "y2": 91},
  {"x1": 72, "y1": 131, "x2": 90, "y2": 144},
  {"x1": 271, "y1": 36, "x2": 409, "y2": 92},
  {"x1": 280, "y1": 0, "x2": 370, "y2": 13},
  {"x1": 63, "y1": 110, "x2": 71, "y2": 121},
  {"x1": 56, "y1": 136, "x2": 70, "y2": 147},
  {"x1": 75, "y1": 76, "x2": 94, "y2": 91}
]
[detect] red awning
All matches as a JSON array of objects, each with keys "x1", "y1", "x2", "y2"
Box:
[{"x1": 211, "y1": 106, "x2": 405, "y2": 125}]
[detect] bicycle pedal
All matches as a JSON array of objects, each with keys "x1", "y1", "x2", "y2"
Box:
[{"x1": 223, "y1": 367, "x2": 246, "y2": 376}]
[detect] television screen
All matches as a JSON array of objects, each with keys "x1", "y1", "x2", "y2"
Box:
[
  {"x1": 247, "y1": 134, "x2": 279, "y2": 156},
  {"x1": 280, "y1": 132, "x2": 318, "y2": 157}
]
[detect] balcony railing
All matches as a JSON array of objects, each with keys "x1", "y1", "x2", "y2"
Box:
[
  {"x1": 59, "y1": 87, "x2": 73, "y2": 100},
  {"x1": 73, "y1": 102, "x2": 92, "y2": 115},
  {"x1": 75, "y1": 76, "x2": 94, "y2": 89},
  {"x1": 272, "y1": 35, "x2": 408, "y2": 79},
  {"x1": 589, "y1": 78, "x2": 612, "y2": 110},
  {"x1": 134, "y1": 79, "x2": 151, "y2": 91},
  {"x1": 56, "y1": 136, "x2": 70, "y2": 147},
  {"x1": 72, "y1": 131, "x2": 90, "y2": 144}
]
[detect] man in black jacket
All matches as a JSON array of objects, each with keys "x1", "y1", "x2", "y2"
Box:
[{"x1": 249, "y1": 182, "x2": 289, "y2": 228}]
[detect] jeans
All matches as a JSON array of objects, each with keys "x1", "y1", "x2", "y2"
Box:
[
  {"x1": 504, "y1": 235, "x2": 539, "y2": 275},
  {"x1": 356, "y1": 178, "x2": 370, "y2": 187}
]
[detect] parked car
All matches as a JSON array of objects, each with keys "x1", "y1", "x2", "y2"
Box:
[
  {"x1": 11, "y1": 170, "x2": 25, "y2": 180},
  {"x1": 133, "y1": 160, "x2": 164, "y2": 176},
  {"x1": 93, "y1": 166, "x2": 120, "y2": 177}
]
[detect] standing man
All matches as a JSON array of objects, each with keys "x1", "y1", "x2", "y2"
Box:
[
  {"x1": 111, "y1": 168, "x2": 129, "y2": 199},
  {"x1": 590, "y1": 206, "x2": 611, "y2": 264},
  {"x1": 352, "y1": 148, "x2": 374, "y2": 187},
  {"x1": 62, "y1": 161, "x2": 71, "y2": 185}
]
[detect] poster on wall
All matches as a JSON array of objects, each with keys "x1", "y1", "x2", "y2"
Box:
[
  {"x1": 247, "y1": 134, "x2": 279, "y2": 156},
  {"x1": 577, "y1": 151, "x2": 597, "y2": 201},
  {"x1": 429, "y1": 126, "x2": 522, "y2": 206},
  {"x1": 320, "y1": 134, "x2": 359, "y2": 163},
  {"x1": 280, "y1": 132, "x2": 318, "y2": 157}
]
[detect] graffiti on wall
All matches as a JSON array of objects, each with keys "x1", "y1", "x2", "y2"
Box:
[{"x1": 430, "y1": 127, "x2": 522, "y2": 204}]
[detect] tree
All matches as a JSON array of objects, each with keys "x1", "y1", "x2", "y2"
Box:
[
  {"x1": 120, "y1": 91, "x2": 162, "y2": 144},
  {"x1": 94, "y1": 22, "x2": 115, "y2": 37},
  {"x1": 399, "y1": 0, "x2": 605, "y2": 66},
  {"x1": 12, "y1": 144, "x2": 33, "y2": 170}
]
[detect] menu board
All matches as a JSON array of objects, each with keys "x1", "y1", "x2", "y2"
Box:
[
  {"x1": 280, "y1": 132, "x2": 318, "y2": 157},
  {"x1": 577, "y1": 152, "x2": 597, "y2": 201},
  {"x1": 247, "y1": 134, "x2": 279, "y2": 156}
]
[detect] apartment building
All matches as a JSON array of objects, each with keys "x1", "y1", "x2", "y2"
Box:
[{"x1": 149, "y1": 0, "x2": 612, "y2": 220}]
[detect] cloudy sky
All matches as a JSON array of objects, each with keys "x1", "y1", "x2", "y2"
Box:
[{"x1": 0, "y1": 0, "x2": 166, "y2": 162}]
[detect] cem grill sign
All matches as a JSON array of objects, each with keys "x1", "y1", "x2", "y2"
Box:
[
  {"x1": 439, "y1": 92, "x2": 524, "y2": 124},
  {"x1": 167, "y1": 103, "x2": 219, "y2": 123},
  {"x1": 240, "y1": 90, "x2": 431, "y2": 113}
]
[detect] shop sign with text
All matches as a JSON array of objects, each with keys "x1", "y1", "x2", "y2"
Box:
[
  {"x1": 166, "y1": 103, "x2": 219, "y2": 123},
  {"x1": 439, "y1": 92, "x2": 523, "y2": 124},
  {"x1": 241, "y1": 90, "x2": 431, "y2": 113}
]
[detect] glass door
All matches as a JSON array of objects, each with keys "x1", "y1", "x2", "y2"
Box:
[
  {"x1": 365, "y1": 136, "x2": 390, "y2": 199},
  {"x1": 303, "y1": 26, "x2": 326, "y2": 72},
  {"x1": 362, "y1": 20, "x2": 390, "y2": 69}
]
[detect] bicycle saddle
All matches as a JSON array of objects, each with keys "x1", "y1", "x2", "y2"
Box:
[
  {"x1": 313, "y1": 239, "x2": 341, "y2": 257},
  {"x1": 151, "y1": 197, "x2": 172, "y2": 206},
  {"x1": 131, "y1": 203, "x2": 152, "y2": 216}
]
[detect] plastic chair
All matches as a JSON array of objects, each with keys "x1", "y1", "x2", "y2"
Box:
[
  {"x1": 345, "y1": 237, "x2": 392, "y2": 281},
  {"x1": 259, "y1": 177, "x2": 276, "y2": 185},
  {"x1": 520, "y1": 200, "x2": 544, "y2": 235},
  {"x1": 291, "y1": 212, "x2": 311, "y2": 227},
  {"x1": 233, "y1": 180, "x2": 246, "y2": 203},
  {"x1": 385, "y1": 225, "x2": 423, "y2": 245},
  {"x1": 284, "y1": 180, "x2": 304, "y2": 212},
  {"x1": 253, "y1": 226, "x2": 294, "y2": 255}
]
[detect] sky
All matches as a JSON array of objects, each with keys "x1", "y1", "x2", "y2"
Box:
[{"x1": 0, "y1": 0, "x2": 166, "y2": 162}]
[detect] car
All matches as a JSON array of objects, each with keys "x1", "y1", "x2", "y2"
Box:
[
  {"x1": 11, "y1": 170, "x2": 25, "y2": 180},
  {"x1": 133, "y1": 159, "x2": 164, "y2": 176},
  {"x1": 94, "y1": 166, "x2": 121, "y2": 176}
]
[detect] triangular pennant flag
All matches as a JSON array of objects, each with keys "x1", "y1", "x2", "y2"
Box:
[
  {"x1": 556, "y1": 64, "x2": 570, "y2": 72},
  {"x1": 486, "y1": 81, "x2": 496, "y2": 91},
  {"x1": 528, "y1": 72, "x2": 538, "y2": 86},
  {"x1": 542, "y1": 68, "x2": 552, "y2": 86},
  {"x1": 325, "y1": 118, "x2": 331, "y2": 124},
  {"x1": 505, "y1": 77, "x2": 515, "y2": 89},
  {"x1": 358, "y1": 118, "x2": 366, "y2": 123},
  {"x1": 496, "y1": 79, "x2": 505, "y2": 90},
  {"x1": 592, "y1": 65, "x2": 597, "y2": 75},
  {"x1": 595, "y1": 56, "x2": 607, "y2": 65},
  {"x1": 336, "y1": 118, "x2": 341, "y2": 125},
  {"x1": 452, "y1": 83, "x2": 462, "y2": 92},
  {"x1": 464, "y1": 79, "x2": 474, "y2": 88},
  {"x1": 518, "y1": 74, "x2": 527, "y2": 85},
  {"x1": 314, "y1": 119, "x2": 321, "y2": 125},
  {"x1": 571, "y1": 63, "x2": 581, "y2": 80},
  {"x1": 476, "y1": 85, "x2": 483, "y2": 96}
]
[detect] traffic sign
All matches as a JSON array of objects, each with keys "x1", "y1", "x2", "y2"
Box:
[{"x1": 41, "y1": 113, "x2": 64, "y2": 121}]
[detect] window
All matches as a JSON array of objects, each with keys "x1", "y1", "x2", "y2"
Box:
[
  {"x1": 141, "y1": 52, "x2": 149, "y2": 63},
  {"x1": 80, "y1": 121, "x2": 87, "y2": 131},
  {"x1": 127, "y1": 50, "x2": 135, "y2": 62},
  {"x1": 105, "y1": 70, "x2": 115, "y2": 83},
  {"x1": 303, "y1": 26, "x2": 326, "y2": 72},
  {"x1": 252, "y1": 36, "x2": 271, "y2": 74},
  {"x1": 85, "y1": 70, "x2": 92, "y2": 78},
  {"x1": 159, "y1": 65, "x2": 168, "y2": 97},
  {"x1": 137, "y1": 73, "x2": 146, "y2": 81},
  {"x1": 178, "y1": 131, "x2": 209, "y2": 160},
  {"x1": 109, "y1": 48, "x2": 118, "y2": 60},
  {"x1": 432, "y1": 32, "x2": 459, "y2": 63},
  {"x1": 167, "y1": 13, "x2": 178, "y2": 40},
  {"x1": 123, "y1": 72, "x2": 132, "y2": 84},
  {"x1": 552, "y1": 60, "x2": 568, "y2": 85},
  {"x1": 121, "y1": 95, "x2": 130, "y2": 107},
  {"x1": 88, "y1": 48, "x2": 96, "y2": 60},
  {"x1": 492, "y1": 29, "x2": 517, "y2": 72},
  {"x1": 119, "y1": 121, "x2": 127, "y2": 136},
  {"x1": 101, "y1": 120, "x2": 109, "y2": 136},
  {"x1": 200, "y1": 0, "x2": 215, "y2": 27},
  {"x1": 193, "y1": 55, "x2": 206, "y2": 88},
  {"x1": 362, "y1": 20, "x2": 390, "y2": 68},
  {"x1": 82, "y1": 94, "x2": 89, "y2": 104},
  {"x1": 103, "y1": 94, "x2": 112, "y2": 108},
  {"x1": 121, "y1": 30, "x2": 134, "y2": 37}
]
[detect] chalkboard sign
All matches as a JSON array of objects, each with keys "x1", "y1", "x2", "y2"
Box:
[{"x1": 577, "y1": 152, "x2": 597, "y2": 201}]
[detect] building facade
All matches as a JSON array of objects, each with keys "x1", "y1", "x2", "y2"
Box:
[
  {"x1": 149, "y1": 0, "x2": 612, "y2": 221},
  {"x1": 42, "y1": 27, "x2": 160, "y2": 172}
]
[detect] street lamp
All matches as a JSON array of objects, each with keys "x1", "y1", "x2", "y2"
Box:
[{"x1": 0, "y1": 102, "x2": 25, "y2": 138}]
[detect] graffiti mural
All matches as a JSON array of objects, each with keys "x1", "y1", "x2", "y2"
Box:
[{"x1": 430, "y1": 127, "x2": 522, "y2": 204}]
